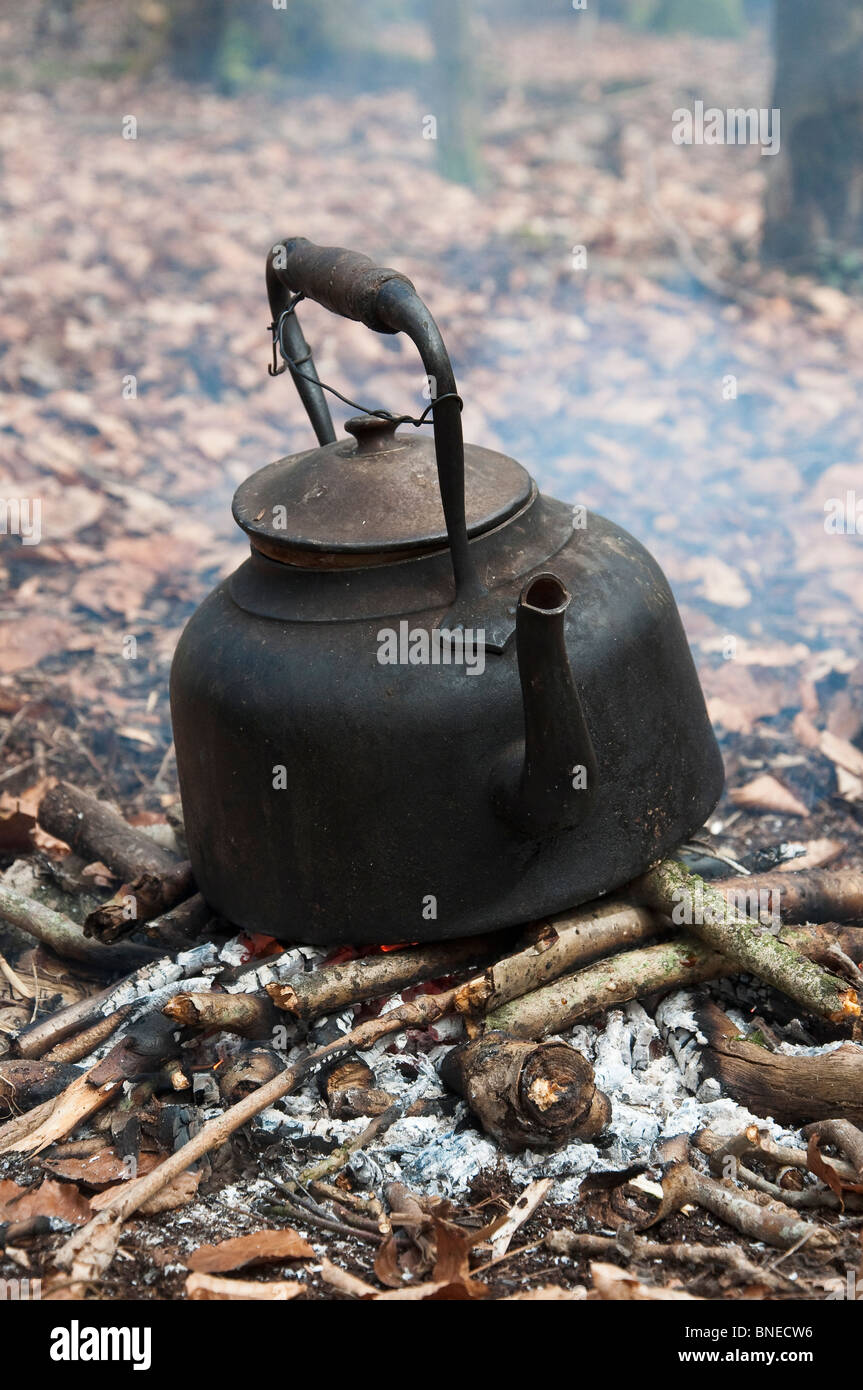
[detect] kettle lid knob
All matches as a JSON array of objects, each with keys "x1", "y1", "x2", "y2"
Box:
[{"x1": 344, "y1": 415, "x2": 400, "y2": 454}]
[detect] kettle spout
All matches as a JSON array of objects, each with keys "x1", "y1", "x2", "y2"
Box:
[{"x1": 494, "y1": 572, "x2": 598, "y2": 837}]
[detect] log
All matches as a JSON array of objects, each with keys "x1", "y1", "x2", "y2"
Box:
[
  {"x1": 716, "y1": 869, "x2": 863, "y2": 925},
  {"x1": 13, "y1": 958, "x2": 160, "y2": 1059},
  {"x1": 439, "y1": 1031, "x2": 610, "y2": 1150},
  {"x1": 142, "y1": 892, "x2": 210, "y2": 948},
  {"x1": 695, "y1": 998, "x2": 863, "y2": 1129},
  {"x1": 485, "y1": 922, "x2": 863, "y2": 1039},
  {"x1": 0, "y1": 883, "x2": 159, "y2": 970},
  {"x1": 38, "y1": 782, "x2": 178, "y2": 881},
  {"x1": 455, "y1": 902, "x2": 661, "y2": 1024},
  {"x1": 84, "y1": 862, "x2": 195, "y2": 943},
  {"x1": 0, "y1": 1059, "x2": 82, "y2": 1118},
  {"x1": 43, "y1": 1007, "x2": 133, "y2": 1065},
  {"x1": 162, "y1": 991, "x2": 282, "y2": 1039},
  {"x1": 635, "y1": 860, "x2": 859, "y2": 1023},
  {"x1": 218, "y1": 1047, "x2": 282, "y2": 1104},
  {"x1": 266, "y1": 933, "x2": 508, "y2": 1021}
]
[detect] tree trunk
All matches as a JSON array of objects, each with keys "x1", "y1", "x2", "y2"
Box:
[
  {"x1": 431, "y1": 0, "x2": 483, "y2": 187},
  {"x1": 763, "y1": 0, "x2": 863, "y2": 263}
]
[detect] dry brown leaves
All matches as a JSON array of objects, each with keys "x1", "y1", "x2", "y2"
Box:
[{"x1": 186, "y1": 1227, "x2": 315, "y2": 1274}]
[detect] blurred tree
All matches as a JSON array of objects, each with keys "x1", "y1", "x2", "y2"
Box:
[
  {"x1": 762, "y1": 0, "x2": 863, "y2": 266},
  {"x1": 156, "y1": 0, "x2": 363, "y2": 89},
  {"x1": 430, "y1": 0, "x2": 483, "y2": 186},
  {"x1": 630, "y1": 0, "x2": 745, "y2": 36}
]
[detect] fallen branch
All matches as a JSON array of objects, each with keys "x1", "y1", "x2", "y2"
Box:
[
  {"x1": 43, "y1": 1006, "x2": 133, "y2": 1065},
  {"x1": 696, "y1": 998, "x2": 863, "y2": 1128},
  {"x1": 266, "y1": 933, "x2": 507, "y2": 1021},
  {"x1": 84, "y1": 862, "x2": 195, "y2": 943},
  {"x1": 455, "y1": 901, "x2": 661, "y2": 1026},
  {"x1": 802, "y1": 1119, "x2": 863, "y2": 1179},
  {"x1": 38, "y1": 782, "x2": 178, "y2": 882},
  {"x1": 440, "y1": 1031, "x2": 610, "y2": 1150},
  {"x1": 299, "y1": 1069, "x2": 432, "y2": 1184},
  {"x1": 485, "y1": 922, "x2": 861, "y2": 1039},
  {"x1": 635, "y1": 860, "x2": 859, "y2": 1024},
  {"x1": 650, "y1": 1162, "x2": 838, "y2": 1253},
  {"x1": 717, "y1": 869, "x2": 863, "y2": 925},
  {"x1": 0, "y1": 883, "x2": 159, "y2": 970},
  {"x1": 545, "y1": 1228, "x2": 793, "y2": 1291},
  {"x1": 218, "y1": 1047, "x2": 282, "y2": 1103},
  {"x1": 163, "y1": 991, "x2": 282, "y2": 1040},
  {"x1": 697, "y1": 1125, "x2": 860, "y2": 1187},
  {"x1": 52, "y1": 987, "x2": 458, "y2": 1291}
]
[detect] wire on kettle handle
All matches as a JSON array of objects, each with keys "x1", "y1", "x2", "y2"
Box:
[{"x1": 266, "y1": 237, "x2": 487, "y2": 606}]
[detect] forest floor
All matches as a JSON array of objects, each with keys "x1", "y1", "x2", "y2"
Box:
[{"x1": 0, "y1": 12, "x2": 861, "y2": 1301}]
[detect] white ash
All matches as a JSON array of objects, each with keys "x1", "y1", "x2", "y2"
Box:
[{"x1": 100, "y1": 943, "x2": 220, "y2": 1014}]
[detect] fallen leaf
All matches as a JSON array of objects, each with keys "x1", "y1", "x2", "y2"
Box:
[
  {"x1": 318, "y1": 1258, "x2": 377, "y2": 1298},
  {"x1": 42, "y1": 1148, "x2": 160, "y2": 1190},
  {"x1": 730, "y1": 774, "x2": 810, "y2": 818},
  {"x1": 185, "y1": 1272, "x2": 304, "y2": 1300},
  {"x1": 591, "y1": 1261, "x2": 701, "y2": 1301},
  {"x1": 0, "y1": 1177, "x2": 90, "y2": 1225},
  {"x1": 187, "y1": 1227, "x2": 315, "y2": 1273},
  {"x1": 0, "y1": 616, "x2": 73, "y2": 675}
]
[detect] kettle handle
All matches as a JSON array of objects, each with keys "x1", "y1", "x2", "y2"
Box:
[{"x1": 266, "y1": 237, "x2": 486, "y2": 606}]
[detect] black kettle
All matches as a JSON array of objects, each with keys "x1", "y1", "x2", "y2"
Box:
[{"x1": 169, "y1": 239, "x2": 724, "y2": 943}]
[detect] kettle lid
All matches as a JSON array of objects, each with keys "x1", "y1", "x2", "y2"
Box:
[{"x1": 232, "y1": 415, "x2": 533, "y2": 567}]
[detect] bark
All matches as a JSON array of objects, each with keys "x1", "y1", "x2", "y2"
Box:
[
  {"x1": 440, "y1": 1031, "x2": 610, "y2": 1150},
  {"x1": 0, "y1": 883, "x2": 159, "y2": 970},
  {"x1": 455, "y1": 902, "x2": 661, "y2": 1025},
  {"x1": 635, "y1": 860, "x2": 859, "y2": 1023},
  {"x1": 38, "y1": 782, "x2": 178, "y2": 881},
  {"x1": 218, "y1": 1047, "x2": 282, "y2": 1104},
  {"x1": 545, "y1": 1229, "x2": 792, "y2": 1292},
  {"x1": 43, "y1": 1006, "x2": 133, "y2": 1065},
  {"x1": 485, "y1": 922, "x2": 863, "y2": 1039},
  {"x1": 696, "y1": 998, "x2": 863, "y2": 1129},
  {"x1": 142, "y1": 892, "x2": 210, "y2": 949},
  {"x1": 802, "y1": 1119, "x2": 863, "y2": 1179},
  {"x1": 697, "y1": 1125, "x2": 860, "y2": 1186},
  {"x1": 266, "y1": 933, "x2": 506, "y2": 1021},
  {"x1": 84, "y1": 861, "x2": 195, "y2": 943},
  {"x1": 716, "y1": 869, "x2": 863, "y2": 925},
  {"x1": 763, "y1": 0, "x2": 863, "y2": 263},
  {"x1": 162, "y1": 990, "x2": 282, "y2": 1039},
  {"x1": 13, "y1": 956, "x2": 165, "y2": 1058},
  {"x1": 651, "y1": 1162, "x2": 838, "y2": 1253},
  {"x1": 0, "y1": 1059, "x2": 82, "y2": 1118}
]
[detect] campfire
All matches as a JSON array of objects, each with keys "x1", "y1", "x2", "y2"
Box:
[{"x1": 2, "y1": 777, "x2": 863, "y2": 1301}]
